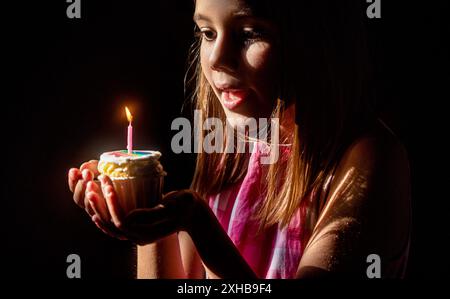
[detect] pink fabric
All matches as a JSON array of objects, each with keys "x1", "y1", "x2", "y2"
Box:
[{"x1": 207, "y1": 142, "x2": 305, "y2": 279}]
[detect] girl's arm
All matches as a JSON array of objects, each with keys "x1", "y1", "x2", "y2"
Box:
[
  {"x1": 136, "y1": 199, "x2": 256, "y2": 279},
  {"x1": 85, "y1": 173, "x2": 256, "y2": 279},
  {"x1": 187, "y1": 198, "x2": 257, "y2": 279},
  {"x1": 178, "y1": 231, "x2": 206, "y2": 278},
  {"x1": 132, "y1": 191, "x2": 256, "y2": 278},
  {"x1": 136, "y1": 215, "x2": 205, "y2": 278},
  {"x1": 137, "y1": 233, "x2": 186, "y2": 278},
  {"x1": 136, "y1": 231, "x2": 206, "y2": 279}
]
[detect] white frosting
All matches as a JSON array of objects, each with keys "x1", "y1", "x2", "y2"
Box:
[{"x1": 98, "y1": 150, "x2": 165, "y2": 178}]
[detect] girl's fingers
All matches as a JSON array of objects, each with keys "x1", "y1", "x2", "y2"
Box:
[
  {"x1": 92, "y1": 215, "x2": 128, "y2": 240},
  {"x1": 99, "y1": 175, "x2": 125, "y2": 228},
  {"x1": 73, "y1": 179, "x2": 87, "y2": 208},
  {"x1": 86, "y1": 191, "x2": 101, "y2": 219},
  {"x1": 80, "y1": 160, "x2": 100, "y2": 177},
  {"x1": 68, "y1": 168, "x2": 82, "y2": 192},
  {"x1": 124, "y1": 216, "x2": 179, "y2": 245},
  {"x1": 125, "y1": 206, "x2": 167, "y2": 227},
  {"x1": 82, "y1": 169, "x2": 94, "y2": 181},
  {"x1": 86, "y1": 181, "x2": 110, "y2": 221},
  {"x1": 84, "y1": 193, "x2": 95, "y2": 216}
]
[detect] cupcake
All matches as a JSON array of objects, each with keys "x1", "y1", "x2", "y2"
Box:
[{"x1": 97, "y1": 150, "x2": 166, "y2": 215}]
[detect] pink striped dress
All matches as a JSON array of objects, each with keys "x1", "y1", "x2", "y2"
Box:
[{"x1": 207, "y1": 142, "x2": 306, "y2": 279}]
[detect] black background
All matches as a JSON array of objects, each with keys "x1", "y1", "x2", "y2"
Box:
[{"x1": 2, "y1": 1, "x2": 449, "y2": 279}]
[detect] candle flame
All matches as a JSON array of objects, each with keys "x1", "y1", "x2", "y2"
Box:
[{"x1": 125, "y1": 107, "x2": 133, "y2": 123}]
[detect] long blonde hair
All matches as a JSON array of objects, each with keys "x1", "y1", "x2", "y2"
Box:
[{"x1": 187, "y1": 0, "x2": 374, "y2": 234}]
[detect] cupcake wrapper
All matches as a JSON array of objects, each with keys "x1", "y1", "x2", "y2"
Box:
[{"x1": 110, "y1": 176, "x2": 164, "y2": 216}]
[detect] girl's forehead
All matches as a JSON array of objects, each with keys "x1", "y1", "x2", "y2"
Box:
[
  {"x1": 194, "y1": 0, "x2": 277, "y2": 28},
  {"x1": 194, "y1": 0, "x2": 270, "y2": 18},
  {"x1": 195, "y1": 0, "x2": 248, "y2": 15}
]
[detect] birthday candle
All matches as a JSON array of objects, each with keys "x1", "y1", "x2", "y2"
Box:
[{"x1": 125, "y1": 107, "x2": 133, "y2": 154}]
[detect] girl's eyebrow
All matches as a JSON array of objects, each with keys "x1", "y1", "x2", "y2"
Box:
[
  {"x1": 193, "y1": 13, "x2": 210, "y2": 22},
  {"x1": 232, "y1": 7, "x2": 253, "y2": 18},
  {"x1": 193, "y1": 8, "x2": 253, "y2": 23}
]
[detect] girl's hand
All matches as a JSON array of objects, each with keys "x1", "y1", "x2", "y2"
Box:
[
  {"x1": 86, "y1": 175, "x2": 203, "y2": 245},
  {"x1": 68, "y1": 160, "x2": 100, "y2": 217},
  {"x1": 70, "y1": 167, "x2": 255, "y2": 278}
]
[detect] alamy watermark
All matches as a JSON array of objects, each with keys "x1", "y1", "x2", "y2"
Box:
[
  {"x1": 366, "y1": 253, "x2": 381, "y2": 278},
  {"x1": 171, "y1": 110, "x2": 280, "y2": 165},
  {"x1": 66, "y1": 253, "x2": 81, "y2": 278},
  {"x1": 366, "y1": 0, "x2": 381, "y2": 19},
  {"x1": 66, "y1": 0, "x2": 81, "y2": 19}
]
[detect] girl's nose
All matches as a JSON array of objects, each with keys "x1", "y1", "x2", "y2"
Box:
[{"x1": 209, "y1": 32, "x2": 239, "y2": 74}]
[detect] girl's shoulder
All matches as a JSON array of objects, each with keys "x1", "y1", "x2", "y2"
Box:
[
  {"x1": 312, "y1": 119, "x2": 411, "y2": 274},
  {"x1": 338, "y1": 118, "x2": 409, "y2": 178}
]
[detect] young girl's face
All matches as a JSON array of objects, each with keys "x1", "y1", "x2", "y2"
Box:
[{"x1": 194, "y1": 0, "x2": 278, "y2": 127}]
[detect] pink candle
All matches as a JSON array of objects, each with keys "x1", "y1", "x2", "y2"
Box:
[
  {"x1": 127, "y1": 123, "x2": 133, "y2": 154},
  {"x1": 125, "y1": 107, "x2": 133, "y2": 154}
]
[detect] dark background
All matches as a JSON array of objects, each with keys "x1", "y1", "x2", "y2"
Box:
[{"x1": 2, "y1": 1, "x2": 449, "y2": 279}]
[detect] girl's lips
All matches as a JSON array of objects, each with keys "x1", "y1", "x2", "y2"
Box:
[{"x1": 221, "y1": 90, "x2": 249, "y2": 110}]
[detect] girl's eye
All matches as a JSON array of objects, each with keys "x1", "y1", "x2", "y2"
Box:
[
  {"x1": 199, "y1": 29, "x2": 216, "y2": 41},
  {"x1": 240, "y1": 28, "x2": 264, "y2": 44}
]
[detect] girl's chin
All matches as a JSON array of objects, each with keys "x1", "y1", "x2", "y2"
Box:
[
  {"x1": 224, "y1": 115, "x2": 247, "y2": 129},
  {"x1": 223, "y1": 105, "x2": 272, "y2": 122},
  {"x1": 223, "y1": 112, "x2": 265, "y2": 129}
]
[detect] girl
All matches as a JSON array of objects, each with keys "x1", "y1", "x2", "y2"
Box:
[{"x1": 68, "y1": 0, "x2": 411, "y2": 279}]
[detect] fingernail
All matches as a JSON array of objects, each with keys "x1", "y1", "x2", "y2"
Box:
[
  {"x1": 106, "y1": 186, "x2": 114, "y2": 196},
  {"x1": 92, "y1": 214, "x2": 99, "y2": 222},
  {"x1": 69, "y1": 168, "x2": 78, "y2": 178},
  {"x1": 82, "y1": 169, "x2": 89, "y2": 180}
]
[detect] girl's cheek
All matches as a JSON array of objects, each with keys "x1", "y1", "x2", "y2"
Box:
[
  {"x1": 200, "y1": 45, "x2": 213, "y2": 82},
  {"x1": 244, "y1": 42, "x2": 277, "y2": 101},
  {"x1": 244, "y1": 42, "x2": 273, "y2": 71}
]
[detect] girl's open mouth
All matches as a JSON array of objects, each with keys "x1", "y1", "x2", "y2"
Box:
[{"x1": 221, "y1": 90, "x2": 249, "y2": 110}]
